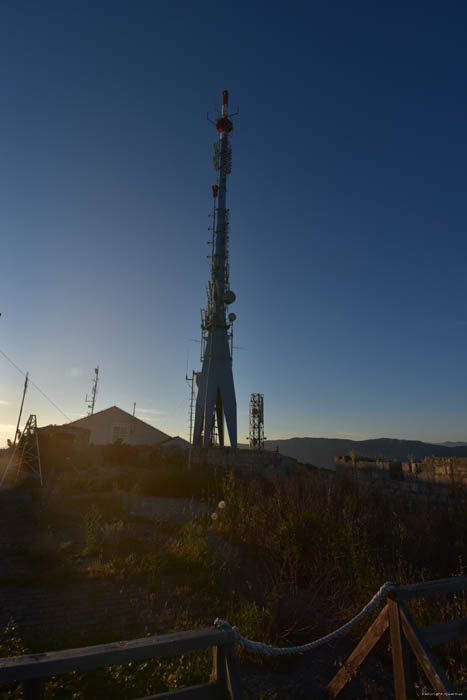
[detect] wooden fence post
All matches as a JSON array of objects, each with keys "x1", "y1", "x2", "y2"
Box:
[
  {"x1": 327, "y1": 604, "x2": 389, "y2": 698},
  {"x1": 388, "y1": 596, "x2": 414, "y2": 700},
  {"x1": 399, "y1": 604, "x2": 455, "y2": 695},
  {"x1": 224, "y1": 644, "x2": 244, "y2": 700},
  {"x1": 210, "y1": 644, "x2": 227, "y2": 694}
]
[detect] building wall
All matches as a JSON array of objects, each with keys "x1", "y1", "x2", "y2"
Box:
[
  {"x1": 191, "y1": 447, "x2": 297, "y2": 479},
  {"x1": 70, "y1": 407, "x2": 170, "y2": 446}
]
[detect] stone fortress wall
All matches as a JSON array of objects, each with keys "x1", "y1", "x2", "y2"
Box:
[{"x1": 334, "y1": 455, "x2": 467, "y2": 503}]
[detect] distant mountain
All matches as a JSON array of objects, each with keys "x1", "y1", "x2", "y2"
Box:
[
  {"x1": 438, "y1": 441, "x2": 467, "y2": 447},
  {"x1": 261, "y1": 437, "x2": 467, "y2": 470}
]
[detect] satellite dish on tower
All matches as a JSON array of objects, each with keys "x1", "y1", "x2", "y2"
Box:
[
  {"x1": 223, "y1": 290, "x2": 236, "y2": 305},
  {"x1": 228, "y1": 312, "x2": 236, "y2": 323}
]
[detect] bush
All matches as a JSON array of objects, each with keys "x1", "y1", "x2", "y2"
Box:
[
  {"x1": 39, "y1": 435, "x2": 92, "y2": 474},
  {"x1": 102, "y1": 441, "x2": 140, "y2": 467},
  {"x1": 138, "y1": 459, "x2": 225, "y2": 500}
]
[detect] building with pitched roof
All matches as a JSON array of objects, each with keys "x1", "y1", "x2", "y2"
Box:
[{"x1": 67, "y1": 406, "x2": 174, "y2": 447}]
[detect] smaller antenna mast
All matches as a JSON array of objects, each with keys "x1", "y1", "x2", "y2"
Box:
[
  {"x1": 1, "y1": 414, "x2": 43, "y2": 488},
  {"x1": 133, "y1": 402, "x2": 136, "y2": 417},
  {"x1": 85, "y1": 366, "x2": 99, "y2": 416},
  {"x1": 186, "y1": 370, "x2": 198, "y2": 469},
  {"x1": 13, "y1": 372, "x2": 29, "y2": 447},
  {"x1": 248, "y1": 393, "x2": 265, "y2": 450}
]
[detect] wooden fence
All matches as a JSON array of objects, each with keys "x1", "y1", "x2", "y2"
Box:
[
  {"x1": 1, "y1": 576, "x2": 466, "y2": 699},
  {"x1": 0, "y1": 627, "x2": 243, "y2": 700},
  {"x1": 328, "y1": 575, "x2": 467, "y2": 699}
]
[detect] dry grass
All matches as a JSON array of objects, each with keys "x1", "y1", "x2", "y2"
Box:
[
  {"x1": 3, "y1": 439, "x2": 466, "y2": 695},
  {"x1": 214, "y1": 468, "x2": 467, "y2": 687}
]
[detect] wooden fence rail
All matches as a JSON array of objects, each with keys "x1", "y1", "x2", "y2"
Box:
[
  {"x1": 0, "y1": 627, "x2": 244, "y2": 700},
  {"x1": 1, "y1": 575, "x2": 466, "y2": 699},
  {"x1": 328, "y1": 575, "x2": 467, "y2": 699}
]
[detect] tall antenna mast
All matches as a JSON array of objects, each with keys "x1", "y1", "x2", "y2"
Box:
[
  {"x1": 85, "y1": 366, "x2": 99, "y2": 416},
  {"x1": 192, "y1": 90, "x2": 238, "y2": 448}
]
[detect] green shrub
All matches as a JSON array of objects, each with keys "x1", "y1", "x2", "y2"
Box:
[
  {"x1": 0, "y1": 618, "x2": 28, "y2": 657},
  {"x1": 82, "y1": 505, "x2": 104, "y2": 556},
  {"x1": 0, "y1": 619, "x2": 28, "y2": 698},
  {"x1": 101, "y1": 520, "x2": 124, "y2": 547}
]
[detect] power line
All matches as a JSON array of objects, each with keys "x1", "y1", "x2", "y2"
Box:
[{"x1": 0, "y1": 348, "x2": 71, "y2": 422}]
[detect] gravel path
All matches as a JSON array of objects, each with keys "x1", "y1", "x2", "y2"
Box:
[
  {"x1": 70, "y1": 491, "x2": 213, "y2": 522},
  {"x1": 122, "y1": 494, "x2": 212, "y2": 521}
]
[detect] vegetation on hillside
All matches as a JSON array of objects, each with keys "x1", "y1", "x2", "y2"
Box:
[{"x1": 0, "y1": 438, "x2": 466, "y2": 697}]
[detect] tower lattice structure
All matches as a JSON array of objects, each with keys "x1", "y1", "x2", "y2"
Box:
[
  {"x1": 249, "y1": 394, "x2": 265, "y2": 450},
  {"x1": 0, "y1": 414, "x2": 43, "y2": 488}
]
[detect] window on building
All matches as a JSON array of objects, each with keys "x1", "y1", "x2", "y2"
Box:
[{"x1": 111, "y1": 425, "x2": 129, "y2": 443}]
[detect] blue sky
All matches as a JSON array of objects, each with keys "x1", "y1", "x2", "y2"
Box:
[{"x1": 1, "y1": 0, "x2": 466, "y2": 446}]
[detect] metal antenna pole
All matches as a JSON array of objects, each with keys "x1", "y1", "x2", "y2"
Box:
[
  {"x1": 13, "y1": 372, "x2": 28, "y2": 447},
  {"x1": 133, "y1": 402, "x2": 136, "y2": 417},
  {"x1": 86, "y1": 366, "x2": 99, "y2": 416},
  {"x1": 35, "y1": 423, "x2": 43, "y2": 487},
  {"x1": 186, "y1": 370, "x2": 196, "y2": 469}
]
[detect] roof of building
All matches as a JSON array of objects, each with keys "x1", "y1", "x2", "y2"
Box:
[
  {"x1": 157, "y1": 435, "x2": 190, "y2": 449},
  {"x1": 68, "y1": 405, "x2": 171, "y2": 442}
]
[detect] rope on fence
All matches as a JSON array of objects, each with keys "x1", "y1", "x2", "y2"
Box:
[{"x1": 214, "y1": 580, "x2": 395, "y2": 656}]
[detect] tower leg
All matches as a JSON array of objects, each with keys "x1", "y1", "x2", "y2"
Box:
[
  {"x1": 220, "y1": 372, "x2": 237, "y2": 449},
  {"x1": 193, "y1": 370, "x2": 208, "y2": 446},
  {"x1": 216, "y1": 389, "x2": 224, "y2": 447},
  {"x1": 202, "y1": 380, "x2": 218, "y2": 448}
]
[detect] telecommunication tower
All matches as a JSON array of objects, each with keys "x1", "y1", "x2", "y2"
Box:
[
  {"x1": 193, "y1": 90, "x2": 238, "y2": 448},
  {"x1": 85, "y1": 366, "x2": 99, "y2": 416},
  {"x1": 249, "y1": 394, "x2": 265, "y2": 450}
]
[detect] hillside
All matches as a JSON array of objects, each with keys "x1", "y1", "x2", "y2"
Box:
[{"x1": 261, "y1": 437, "x2": 467, "y2": 469}]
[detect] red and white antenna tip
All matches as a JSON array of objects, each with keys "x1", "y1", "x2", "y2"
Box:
[{"x1": 222, "y1": 90, "x2": 229, "y2": 105}]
